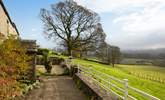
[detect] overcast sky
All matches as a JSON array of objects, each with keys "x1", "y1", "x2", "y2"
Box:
[{"x1": 4, "y1": 0, "x2": 165, "y2": 50}]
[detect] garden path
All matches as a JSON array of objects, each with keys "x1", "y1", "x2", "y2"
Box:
[{"x1": 24, "y1": 65, "x2": 87, "y2": 100}]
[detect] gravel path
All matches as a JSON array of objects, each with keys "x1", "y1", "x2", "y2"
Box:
[
  {"x1": 36, "y1": 65, "x2": 65, "y2": 75},
  {"x1": 25, "y1": 71, "x2": 87, "y2": 100}
]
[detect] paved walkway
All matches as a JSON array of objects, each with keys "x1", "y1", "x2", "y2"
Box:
[
  {"x1": 36, "y1": 65, "x2": 65, "y2": 75},
  {"x1": 25, "y1": 66, "x2": 87, "y2": 100}
]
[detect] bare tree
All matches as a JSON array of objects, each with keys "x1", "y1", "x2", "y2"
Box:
[
  {"x1": 76, "y1": 23, "x2": 106, "y2": 57},
  {"x1": 108, "y1": 46, "x2": 121, "y2": 67},
  {"x1": 96, "y1": 43, "x2": 109, "y2": 63},
  {"x1": 40, "y1": 0, "x2": 100, "y2": 56},
  {"x1": 96, "y1": 43, "x2": 121, "y2": 67}
]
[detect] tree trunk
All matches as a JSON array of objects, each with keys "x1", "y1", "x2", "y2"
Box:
[
  {"x1": 112, "y1": 63, "x2": 114, "y2": 68},
  {"x1": 67, "y1": 47, "x2": 72, "y2": 56},
  {"x1": 80, "y1": 51, "x2": 83, "y2": 58},
  {"x1": 67, "y1": 40, "x2": 72, "y2": 56},
  {"x1": 112, "y1": 58, "x2": 115, "y2": 67}
]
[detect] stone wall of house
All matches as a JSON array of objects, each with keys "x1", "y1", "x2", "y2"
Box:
[{"x1": 0, "y1": 1, "x2": 18, "y2": 38}]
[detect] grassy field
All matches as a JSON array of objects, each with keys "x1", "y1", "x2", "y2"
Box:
[
  {"x1": 117, "y1": 65, "x2": 165, "y2": 83},
  {"x1": 72, "y1": 59, "x2": 165, "y2": 100}
]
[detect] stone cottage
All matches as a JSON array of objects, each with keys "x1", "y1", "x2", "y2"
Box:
[{"x1": 0, "y1": 0, "x2": 19, "y2": 38}]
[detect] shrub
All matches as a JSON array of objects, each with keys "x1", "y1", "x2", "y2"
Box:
[
  {"x1": 44, "y1": 60, "x2": 52, "y2": 73},
  {"x1": 69, "y1": 65, "x2": 78, "y2": 76},
  {"x1": 0, "y1": 36, "x2": 30, "y2": 99},
  {"x1": 42, "y1": 50, "x2": 52, "y2": 73}
]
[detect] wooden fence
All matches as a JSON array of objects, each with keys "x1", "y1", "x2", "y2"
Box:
[{"x1": 77, "y1": 65, "x2": 160, "y2": 100}]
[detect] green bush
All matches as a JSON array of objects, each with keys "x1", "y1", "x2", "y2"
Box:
[
  {"x1": 42, "y1": 49, "x2": 52, "y2": 73},
  {"x1": 0, "y1": 36, "x2": 31, "y2": 99},
  {"x1": 44, "y1": 60, "x2": 52, "y2": 73}
]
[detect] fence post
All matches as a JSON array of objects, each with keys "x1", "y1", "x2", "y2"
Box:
[
  {"x1": 124, "y1": 79, "x2": 128, "y2": 100},
  {"x1": 77, "y1": 63, "x2": 80, "y2": 75},
  {"x1": 107, "y1": 79, "x2": 111, "y2": 96},
  {"x1": 88, "y1": 67, "x2": 92, "y2": 76},
  {"x1": 108, "y1": 79, "x2": 111, "y2": 89}
]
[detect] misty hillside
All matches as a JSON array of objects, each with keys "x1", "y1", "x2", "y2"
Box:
[{"x1": 122, "y1": 48, "x2": 165, "y2": 59}]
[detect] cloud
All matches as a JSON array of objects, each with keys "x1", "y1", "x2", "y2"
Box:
[
  {"x1": 74, "y1": 0, "x2": 165, "y2": 13},
  {"x1": 31, "y1": 28, "x2": 37, "y2": 32},
  {"x1": 74, "y1": 0, "x2": 165, "y2": 50},
  {"x1": 113, "y1": 1, "x2": 165, "y2": 34},
  {"x1": 111, "y1": 1, "x2": 165, "y2": 49}
]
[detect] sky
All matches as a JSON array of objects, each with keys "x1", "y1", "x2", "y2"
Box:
[{"x1": 3, "y1": 0, "x2": 165, "y2": 50}]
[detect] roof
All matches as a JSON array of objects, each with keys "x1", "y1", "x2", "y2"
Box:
[
  {"x1": 0, "y1": 0, "x2": 19, "y2": 35},
  {"x1": 20, "y1": 39, "x2": 37, "y2": 43},
  {"x1": 12, "y1": 23, "x2": 19, "y2": 36},
  {"x1": 20, "y1": 39, "x2": 37, "y2": 49},
  {"x1": 20, "y1": 39, "x2": 38, "y2": 54}
]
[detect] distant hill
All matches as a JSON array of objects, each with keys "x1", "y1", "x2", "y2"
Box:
[
  {"x1": 121, "y1": 48, "x2": 165, "y2": 67},
  {"x1": 122, "y1": 48, "x2": 165, "y2": 54},
  {"x1": 122, "y1": 48, "x2": 165, "y2": 59}
]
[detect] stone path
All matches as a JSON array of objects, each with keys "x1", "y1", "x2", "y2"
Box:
[
  {"x1": 51, "y1": 65, "x2": 65, "y2": 75},
  {"x1": 36, "y1": 65, "x2": 65, "y2": 75},
  {"x1": 24, "y1": 65, "x2": 87, "y2": 100}
]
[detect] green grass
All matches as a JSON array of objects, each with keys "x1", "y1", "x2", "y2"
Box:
[
  {"x1": 72, "y1": 59, "x2": 165, "y2": 100},
  {"x1": 117, "y1": 65, "x2": 165, "y2": 83},
  {"x1": 49, "y1": 54, "x2": 68, "y2": 59}
]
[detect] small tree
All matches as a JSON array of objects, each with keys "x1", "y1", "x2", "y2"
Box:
[
  {"x1": 39, "y1": 48, "x2": 52, "y2": 73},
  {"x1": 108, "y1": 46, "x2": 121, "y2": 67},
  {"x1": 96, "y1": 43, "x2": 121, "y2": 67}
]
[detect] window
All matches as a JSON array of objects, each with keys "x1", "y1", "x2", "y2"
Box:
[{"x1": 7, "y1": 20, "x2": 9, "y2": 24}]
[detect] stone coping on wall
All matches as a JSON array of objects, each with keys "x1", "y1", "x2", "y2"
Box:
[{"x1": 73, "y1": 73, "x2": 113, "y2": 100}]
